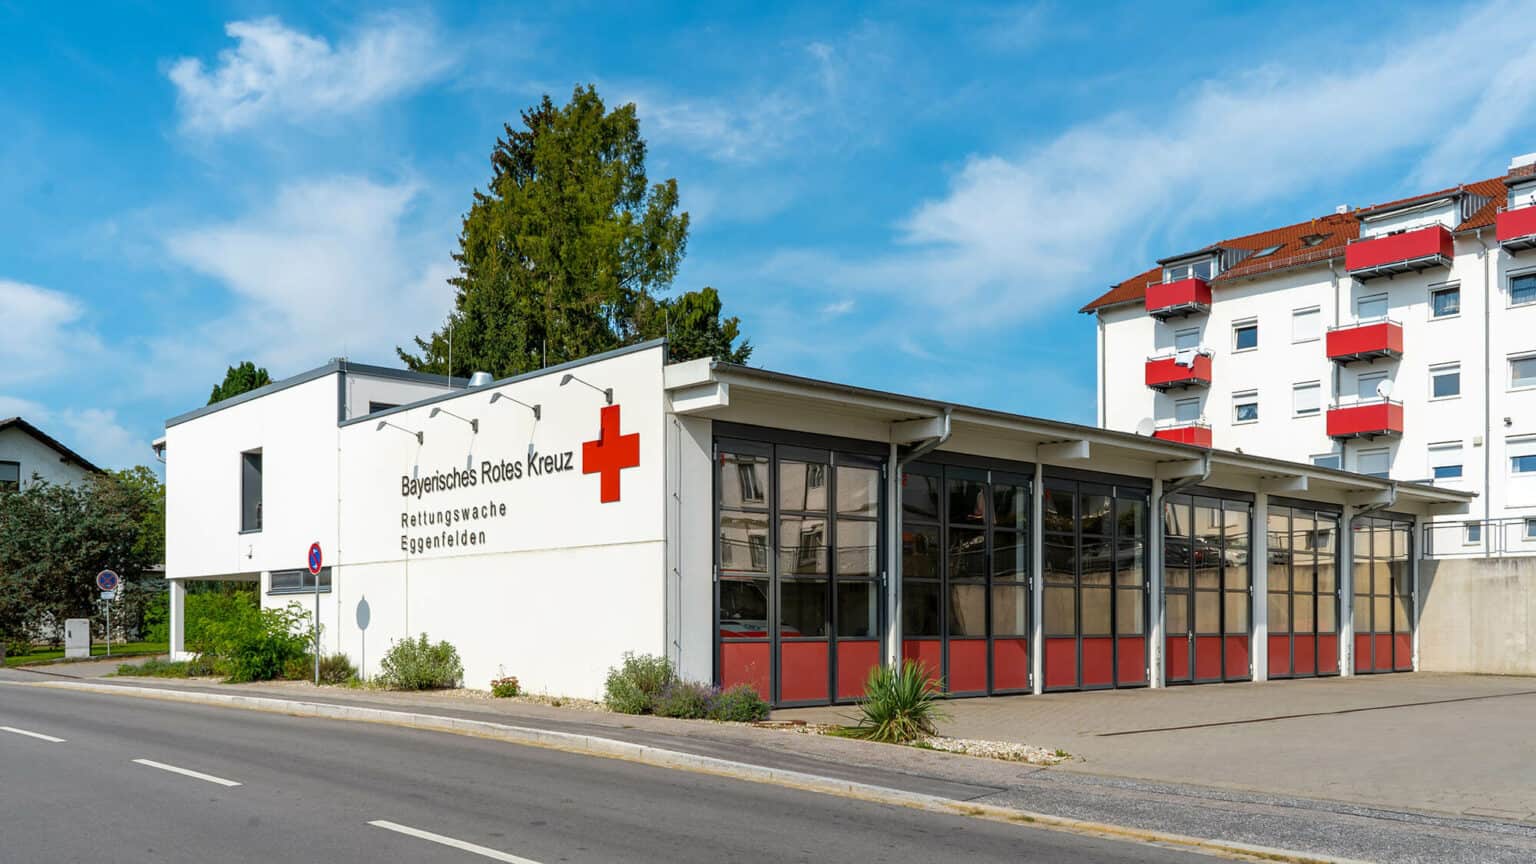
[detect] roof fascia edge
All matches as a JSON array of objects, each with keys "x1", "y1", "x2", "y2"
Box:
[{"x1": 165, "y1": 362, "x2": 341, "y2": 428}]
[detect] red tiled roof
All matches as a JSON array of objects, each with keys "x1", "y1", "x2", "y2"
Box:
[{"x1": 1082, "y1": 175, "x2": 1509, "y2": 314}]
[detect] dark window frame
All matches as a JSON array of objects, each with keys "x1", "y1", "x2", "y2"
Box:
[
  {"x1": 240, "y1": 449, "x2": 263, "y2": 533},
  {"x1": 0, "y1": 460, "x2": 19, "y2": 493},
  {"x1": 268, "y1": 566, "x2": 332, "y2": 594}
]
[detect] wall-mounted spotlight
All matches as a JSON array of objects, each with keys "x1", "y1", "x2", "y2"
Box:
[
  {"x1": 429, "y1": 406, "x2": 479, "y2": 433},
  {"x1": 375, "y1": 420, "x2": 424, "y2": 444},
  {"x1": 489, "y1": 391, "x2": 541, "y2": 420},
  {"x1": 559, "y1": 373, "x2": 613, "y2": 404}
]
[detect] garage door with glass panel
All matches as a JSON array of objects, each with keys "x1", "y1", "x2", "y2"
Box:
[
  {"x1": 715, "y1": 437, "x2": 885, "y2": 706},
  {"x1": 1352, "y1": 515, "x2": 1413, "y2": 674},
  {"x1": 1162, "y1": 493, "x2": 1251, "y2": 684},
  {"x1": 1266, "y1": 503, "x2": 1340, "y2": 678}
]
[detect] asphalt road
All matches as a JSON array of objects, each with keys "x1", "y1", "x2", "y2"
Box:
[{"x1": 0, "y1": 683, "x2": 1205, "y2": 864}]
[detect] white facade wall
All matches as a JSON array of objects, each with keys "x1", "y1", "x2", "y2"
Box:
[{"x1": 0, "y1": 426, "x2": 95, "y2": 489}]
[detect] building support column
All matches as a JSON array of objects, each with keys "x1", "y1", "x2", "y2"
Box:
[
  {"x1": 169, "y1": 579, "x2": 187, "y2": 661},
  {"x1": 1411, "y1": 516, "x2": 1422, "y2": 671},
  {"x1": 1031, "y1": 461, "x2": 1045, "y2": 695},
  {"x1": 1251, "y1": 492, "x2": 1269, "y2": 682},
  {"x1": 1148, "y1": 478, "x2": 1165, "y2": 688},
  {"x1": 1339, "y1": 504, "x2": 1355, "y2": 677},
  {"x1": 885, "y1": 441, "x2": 901, "y2": 669}
]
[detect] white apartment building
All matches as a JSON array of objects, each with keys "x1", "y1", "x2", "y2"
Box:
[{"x1": 1085, "y1": 154, "x2": 1536, "y2": 556}]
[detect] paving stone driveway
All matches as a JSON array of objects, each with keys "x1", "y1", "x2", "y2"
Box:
[{"x1": 777, "y1": 672, "x2": 1536, "y2": 821}]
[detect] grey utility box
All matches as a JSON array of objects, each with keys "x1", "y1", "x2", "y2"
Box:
[{"x1": 64, "y1": 618, "x2": 91, "y2": 659}]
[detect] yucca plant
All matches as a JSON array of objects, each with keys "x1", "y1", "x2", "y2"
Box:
[{"x1": 839, "y1": 660, "x2": 947, "y2": 743}]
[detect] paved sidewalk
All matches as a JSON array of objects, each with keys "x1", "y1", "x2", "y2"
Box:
[{"x1": 779, "y1": 672, "x2": 1536, "y2": 821}]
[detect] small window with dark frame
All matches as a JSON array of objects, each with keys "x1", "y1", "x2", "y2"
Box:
[
  {"x1": 1233, "y1": 321, "x2": 1258, "y2": 351},
  {"x1": 0, "y1": 460, "x2": 19, "y2": 493},
  {"x1": 269, "y1": 567, "x2": 332, "y2": 594},
  {"x1": 1512, "y1": 273, "x2": 1536, "y2": 307},
  {"x1": 1430, "y1": 285, "x2": 1460, "y2": 318},
  {"x1": 241, "y1": 449, "x2": 263, "y2": 532},
  {"x1": 367, "y1": 401, "x2": 399, "y2": 414}
]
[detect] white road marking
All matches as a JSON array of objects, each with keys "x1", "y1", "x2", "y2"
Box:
[
  {"x1": 131, "y1": 758, "x2": 242, "y2": 787},
  {"x1": 368, "y1": 820, "x2": 544, "y2": 863},
  {"x1": 0, "y1": 726, "x2": 66, "y2": 743}
]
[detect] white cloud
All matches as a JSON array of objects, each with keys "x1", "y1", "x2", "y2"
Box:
[
  {"x1": 0, "y1": 395, "x2": 147, "y2": 471},
  {"x1": 0, "y1": 280, "x2": 100, "y2": 388},
  {"x1": 822, "y1": 299, "x2": 854, "y2": 317},
  {"x1": 168, "y1": 14, "x2": 453, "y2": 134},
  {"x1": 159, "y1": 175, "x2": 451, "y2": 382},
  {"x1": 768, "y1": 0, "x2": 1536, "y2": 332}
]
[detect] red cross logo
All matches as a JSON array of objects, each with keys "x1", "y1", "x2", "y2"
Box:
[{"x1": 582, "y1": 404, "x2": 640, "y2": 503}]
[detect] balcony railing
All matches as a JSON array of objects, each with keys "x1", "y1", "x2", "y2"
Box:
[
  {"x1": 1326, "y1": 397, "x2": 1404, "y2": 440},
  {"x1": 1344, "y1": 225, "x2": 1454, "y2": 280},
  {"x1": 1325, "y1": 318, "x2": 1403, "y2": 363},
  {"x1": 1496, "y1": 204, "x2": 1536, "y2": 252},
  {"x1": 1144, "y1": 349, "x2": 1213, "y2": 391},
  {"x1": 1152, "y1": 420, "x2": 1212, "y2": 448},
  {"x1": 1423, "y1": 517, "x2": 1536, "y2": 558},
  {"x1": 1143, "y1": 277, "x2": 1212, "y2": 319}
]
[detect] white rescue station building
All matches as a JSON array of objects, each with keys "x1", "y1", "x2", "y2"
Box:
[{"x1": 162, "y1": 341, "x2": 1473, "y2": 706}]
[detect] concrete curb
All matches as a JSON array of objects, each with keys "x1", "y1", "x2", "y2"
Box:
[{"x1": 11, "y1": 679, "x2": 1364, "y2": 864}]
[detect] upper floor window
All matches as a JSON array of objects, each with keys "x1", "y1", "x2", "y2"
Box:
[
  {"x1": 1173, "y1": 327, "x2": 1201, "y2": 351},
  {"x1": 1357, "y1": 293, "x2": 1389, "y2": 321},
  {"x1": 1511, "y1": 354, "x2": 1536, "y2": 390},
  {"x1": 1174, "y1": 396, "x2": 1201, "y2": 423},
  {"x1": 0, "y1": 460, "x2": 18, "y2": 493},
  {"x1": 1510, "y1": 436, "x2": 1536, "y2": 476},
  {"x1": 1310, "y1": 453, "x2": 1342, "y2": 470},
  {"x1": 1430, "y1": 285, "x2": 1460, "y2": 318},
  {"x1": 241, "y1": 449, "x2": 263, "y2": 533},
  {"x1": 1428, "y1": 443, "x2": 1463, "y2": 481},
  {"x1": 1512, "y1": 273, "x2": 1536, "y2": 307},
  {"x1": 1358, "y1": 370, "x2": 1389, "y2": 401},
  {"x1": 1357, "y1": 448, "x2": 1390, "y2": 479},
  {"x1": 1232, "y1": 391, "x2": 1259, "y2": 424},
  {"x1": 1291, "y1": 307, "x2": 1321, "y2": 343},
  {"x1": 1164, "y1": 257, "x2": 1215, "y2": 282},
  {"x1": 1233, "y1": 321, "x2": 1259, "y2": 352},
  {"x1": 1430, "y1": 364, "x2": 1461, "y2": 400},
  {"x1": 1292, "y1": 381, "x2": 1321, "y2": 417}
]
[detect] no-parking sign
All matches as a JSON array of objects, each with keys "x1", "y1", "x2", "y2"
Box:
[
  {"x1": 308, "y1": 542, "x2": 323, "y2": 575},
  {"x1": 96, "y1": 569, "x2": 120, "y2": 592}
]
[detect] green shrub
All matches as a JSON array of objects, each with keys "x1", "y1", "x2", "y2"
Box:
[
  {"x1": 653, "y1": 681, "x2": 715, "y2": 719},
  {"x1": 198, "y1": 601, "x2": 314, "y2": 683},
  {"x1": 280, "y1": 654, "x2": 312, "y2": 681},
  {"x1": 837, "y1": 661, "x2": 947, "y2": 743},
  {"x1": 317, "y1": 653, "x2": 358, "y2": 685},
  {"x1": 603, "y1": 652, "x2": 675, "y2": 714},
  {"x1": 378, "y1": 634, "x2": 463, "y2": 690},
  {"x1": 708, "y1": 684, "x2": 769, "y2": 722},
  {"x1": 490, "y1": 676, "x2": 520, "y2": 698}
]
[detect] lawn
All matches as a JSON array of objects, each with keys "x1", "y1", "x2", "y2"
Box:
[{"x1": 4, "y1": 642, "x2": 168, "y2": 667}]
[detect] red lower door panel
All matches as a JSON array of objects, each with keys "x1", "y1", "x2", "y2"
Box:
[
  {"x1": 1393, "y1": 633, "x2": 1413, "y2": 671},
  {"x1": 947, "y1": 639, "x2": 988, "y2": 694},
  {"x1": 1165, "y1": 635, "x2": 1191, "y2": 682},
  {"x1": 1373, "y1": 634, "x2": 1394, "y2": 673},
  {"x1": 1268, "y1": 634, "x2": 1291, "y2": 677},
  {"x1": 1294, "y1": 634, "x2": 1316, "y2": 676},
  {"x1": 1194, "y1": 636, "x2": 1223, "y2": 681},
  {"x1": 836, "y1": 641, "x2": 881, "y2": 701},
  {"x1": 779, "y1": 642, "x2": 829, "y2": 703},
  {"x1": 1117, "y1": 636, "x2": 1147, "y2": 685},
  {"x1": 992, "y1": 638, "x2": 1029, "y2": 692},
  {"x1": 1045, "y1": 637, "x2": 1078, "y2": 690},
  {"x1": 1224, "y1": 636, "x2": 1250, "y2": 680},
  {"x1": 721, "y1": 642, "x2": 771, "y2": 700},
  {"x1": 902, "y1": 639, "x2": 943, "y2": 687},
  {"x1": 1354, "y1": 634, "x2": 1372, "y2": 673},
  {"x1": 1081, "y1": 638, "x2": 1114, "y2": 688},
  {"x1": 1318, "y1": 634, "x2": 1340, "y2": 674}
]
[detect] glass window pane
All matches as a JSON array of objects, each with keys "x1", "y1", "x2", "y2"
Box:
[
  {"x1": 1394, "y1": 594, "x2": 1411, "y2": 631},
  {"x1": 1166, "y1": 592, "x2": 1190, "y2": 634},
  {"x1": 1235, "y1": 324, "x2": 1258, "y2": 350},
  {"x1": 1116, "y1": 497, "x2": 1145, "y2": 539},
  {"x1": 1353, "y1": 596, "x2": 1373, "y2": 634},
  {"x1": 948, "y1": 528, "x2": 987, "y2": 581},
  {"x1": 1194, "y1": 502, "x2": 1222, "y2": 588},
  {"x1": 1116, "y1": 540, "x2": 1145, "y2": 587},
  {"x1": 836, "y1": 519, "x2": 878, "y2": 578},
  {"x1": 1044, "y1": 535, "x2": 1075, "y2": 584},
  {"x1": 1081, "y1": 541, "x2": 1112, "y2": 586},
  {"x1": 1373, "y1": 596, "x2": 1391, "y2": 635},
  {"x1": 1043, "y1": 586, "x2": 1076, "y2": 636},
  {"x1": 1432, "y1": 370, "x2": 1460, "y2": 399},
  {"x1": 836, "y1": 465, "x2": 880, "y2": 517},
  {"x1": 719, "y1": 577, "x2": 770, "y2": 639},
  {"x1": 994, "y1": 531, "x2": 1027, "y2": 580},
  {"x1": 1267, "y1": 591, "x2": 1291, "y2": 633},
  {"x1": 836, "y1": 581, "x2": 878, "y2": 638},
  {"x1": 1044, "y1": 486, "x2": 1075, "y2": 532},
  {"x1": 993, "y1": 484, "x2": 1029, "y2": 531},
  {"x1": 1224, "y1": 591, "x2": 1249, "y2": 634},
  {"x1": 1317, "y1": 598, "x2": 1336, "y2": 633},
  {"x1": 1294, "y1": 592, "x2": 1314, "y2": 632},
  {"x1": 1222, "y1": 502, "x2": 1249, "y2": 590},
  {"x1": 1116, "y1": 588, "x2": 1144, "y2": 635},
  {"x1": 948, "y1": 477, "x2": 988, "y2": 526},
  {"x1": 991, "y1": 585, "x2": 1028, "y2": 636},
  {"x1": 1514, "y1": 273, "x2": 1536, "y2": 305},
  {"x1": 780, "y1": 460, "x2": 829, "y2": 513},
  {"x1": 949, "y1": 583, "x2": 988, "y2": 636},
  {"x1": 780, "y1": 517, "x2": 828, "y2": 575},
  {"x1": 901, "y1": 471, "x2": 941, "y2": 521},
  {"x1": 1081, "y1": 588, "x2": 1112, "y2": 636},
  {"x1": 1081, "y1": 493, "x2": 1110, "y2": 536},
  {"x1": 1431, "y1": 287, "x2": 1460, "y2": 317},
  {"x1": 780, "y1": 579, "x2": 828, "y2": 637},
  {"x1": 902, "y1": 581, "x2": 941, "y2": 637},
  {"x1": 1195, "y1": 591, "x2": 1221, "y2": 634},
  {"x1": 719, "y1": 452, "x2": 768, "y2": 507},
  {"x1": 719, "y1": 509, "x2": 770, "y2": 574},
  {"x1": 903, "y1": 526, "x2": 940, "y2": 579}
]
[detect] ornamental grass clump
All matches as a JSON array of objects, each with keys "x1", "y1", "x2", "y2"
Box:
[{"x1": 838, "y1": 661, "x2": 947, "y2": 744}]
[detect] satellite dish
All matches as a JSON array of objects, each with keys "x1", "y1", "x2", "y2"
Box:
[
  {"x1": 1198, "y1": 414, "x2": 1209, "y2": 426},
  {"x1": 1376, "y1": 379, "x2": 1395, "y2": 400},
  {"x1": 1135, "y1": 418, "x2": 1156, "y2": 436}
]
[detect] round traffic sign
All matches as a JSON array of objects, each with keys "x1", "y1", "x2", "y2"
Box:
[
  {"x1": 307, "y1": 542, "x2": 323, "y2": 575},
  {"x1": 96, "y1": 569, "x2": 120, "y2": 592}
]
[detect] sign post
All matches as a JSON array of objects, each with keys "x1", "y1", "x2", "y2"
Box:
[
  {"x1": 308, "y1": 543, "x2": 323, "y2": 686},
  {"x1": 96, "y1": 570, "x2": 120, "y2": 658}
]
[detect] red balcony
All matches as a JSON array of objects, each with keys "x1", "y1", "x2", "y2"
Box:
[
  {"x1": 1153, "y1": 422, "x2": 1212, "y2": 448},
  {"x1": 1496, "y1": 205, "x2": 1536, "y2": 252},
  {"x1": 1145, "y1": 351, "x2": 1212, "y2": 391},
  {"x1": 1326, "y1": 400, "x2": 1404, "y2": 440},
  {"x1": 1326, "y1": 320, "x2": 1403, "y2": 364},
  {"x1": 1344, "y1": 225, "x2": 1454, "y2": 280},
  {"x1": 1144, "y1": 277, "x2": 1212, "y2": 319}
]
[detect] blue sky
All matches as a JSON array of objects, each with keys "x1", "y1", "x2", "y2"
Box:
[{"x1": 4, "y1": 1, "x2": 1536, "y2": 471}]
